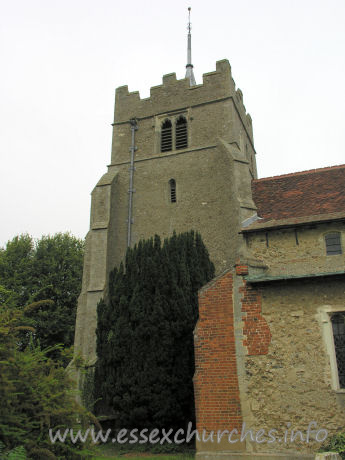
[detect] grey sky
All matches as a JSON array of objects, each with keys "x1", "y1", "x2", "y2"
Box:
[{"x1": 1, "y1": 0, "x2": 344, "y2": 247}]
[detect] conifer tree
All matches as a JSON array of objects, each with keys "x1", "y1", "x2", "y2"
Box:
[
  {"x1": 0, "y1": 302, "x2": 97, "y2": 459},
  {"x1": 94, "y1": 231, "x2": 214, "y2": 430}
]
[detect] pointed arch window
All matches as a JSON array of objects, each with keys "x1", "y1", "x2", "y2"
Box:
[
  {"x1": 325, "y1": 232, "x2": 342, "y2": 255},
  {"x1": 175, "y1": 116, "x2": 188, "y2": 150},
  {"x1": 331, "y1": 312, "x2": 345, "y2": 388},
  {"x1": 169, "y1": 179, "x2": 176, "y2": 203},
  {"x1": 161, "y1": 119, "x2": 172, "y2": 152}
]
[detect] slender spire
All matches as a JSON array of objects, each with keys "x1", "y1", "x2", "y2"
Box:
[{"x1": 185, "y1": 7, "x2": 196, "y2": 86}]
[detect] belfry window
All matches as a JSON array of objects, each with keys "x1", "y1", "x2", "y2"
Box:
[
  {"x1": 175, "y1": 116, "x2": 188, "y2": 150},
  {"x1": 169, "y1": 179, "x2": 176, "y2": 203},
  {"x1": 325, "y1": 232, "x2": 342, "y2": 255},
  {"x1": 331, "y1": 312, "x2": 345, "y2": 388},
  {"x1": 161, "y1": 120, "x2": 172, "y2": 152}
]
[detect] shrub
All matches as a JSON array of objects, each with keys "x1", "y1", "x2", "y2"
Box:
[{"x1": 319, "y1": 433, "x2": 345, "y2": 459}]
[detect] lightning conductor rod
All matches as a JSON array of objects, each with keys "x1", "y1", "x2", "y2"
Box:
[
  {"x1": 127, "y1": 118, "x2": 138, "y2": 247},
  {"x1": 185, "y1": 7, "x2": 196, "y2": 86}
]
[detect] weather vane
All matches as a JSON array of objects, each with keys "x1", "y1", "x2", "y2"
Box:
[{"x1": 188, "y1": 7, "x2": 192, "y2": 34}]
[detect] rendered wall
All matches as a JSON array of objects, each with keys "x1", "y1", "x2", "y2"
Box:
[
  {"x1": 244, "y1": 277, "x2": 345, "y2": 457},
  {"x1": 246, "y1": 222, "x2": 345, "y2": 277}
]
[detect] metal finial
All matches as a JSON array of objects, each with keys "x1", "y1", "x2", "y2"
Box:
[{"x1": 185, "y1": 7, "x2": 196, "y2": 86}]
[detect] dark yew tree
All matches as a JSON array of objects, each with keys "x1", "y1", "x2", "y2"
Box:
[{"x1": 94, "y1": 231, "x2": 215, "y2": 430}]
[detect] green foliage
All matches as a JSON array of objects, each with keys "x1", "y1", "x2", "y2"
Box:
[
  {"x1": 0, "y1": 304, "x2": 96, "y2": 459},
  {"x1": 0, "y1": 234, "x2": 34, "y2": 308},
  {"x1": 6, "y1": 446, "x2": 26, "y2": 460},
  {"x1": 0, "y1": 233, "x2": 84, "y2": 354},
  {"x1": 0, "y1": 286, "x2": 18, "y2": 309},
  {"x1": 93, "y1": 439, "x2": 194, "y2": 458},
  {"x1": 92, "y1": 451, "x2": 194, "y2": 460},
  {"x1": 319, "y1": 433, "x2": 345, "y2": 459},
  {"x1": 81, "y1": 367, "x2": 96, "y2": 412},
  {"x1": 0, "y1": 441, "x2": 27, "y2": 460},
  {"x1": 94, "y1": 231, "x2": 215, "y2": 430}
]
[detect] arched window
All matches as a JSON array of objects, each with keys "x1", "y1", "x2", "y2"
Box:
[
  {"x1": 169, "y1": 179, "x2": 176, "y2": 203},
  {"x1": 161, "y1": 119, "x2": 172, "y2": 152},
  {"x1": 175, "y1": 116, "x2": 188, "y2": 150},
  {"x1": 331, "y1": 312, "x2": 345, "y2": 388},
  {"x1": 325, "y1": 232, "x2": 342, "y2": 255}
]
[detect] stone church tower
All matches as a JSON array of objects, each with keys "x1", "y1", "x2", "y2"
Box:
[{"x1": 74, "y1": 17, "x2": 257, "y2": 367}]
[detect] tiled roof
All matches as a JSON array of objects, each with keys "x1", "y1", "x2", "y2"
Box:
[
  {"x1": 245, "y1": 270, "x2": 345, "y2": 283},
  {"x1": 241, "y1": 211, "x2": 345, "y2": 233},
  {"x1": 252, "y1": 164, "x2": 345, "y2": 221}
]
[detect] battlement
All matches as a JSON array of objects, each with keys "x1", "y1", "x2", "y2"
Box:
[{"x1": 113, "y1": 60, "x2": 252, "y2": 132}]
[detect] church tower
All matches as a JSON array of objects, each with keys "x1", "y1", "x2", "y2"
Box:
[{"x1": 74, "y1": 14, "x2": 257, "y2": 366}]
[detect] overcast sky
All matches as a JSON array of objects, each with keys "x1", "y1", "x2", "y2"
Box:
[{"x1": 1, "y1": 0, "x2": 344, "y2": 247}]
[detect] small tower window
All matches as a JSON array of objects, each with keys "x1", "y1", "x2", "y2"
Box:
[
  {"x1": 161, "y1": 120, "x2": 172, "y2": 152},
  {"x1": 175, "y1": 116, "x2": 188, "y2": 150},
  {"x1": 325, "y1": 232, "x2": 342, "y2": 255},
  {"x1": 331, "y1": 312, "x2": 345, "y2": 388},
  {"x1": 169, "y1": 179, "x2": 176, "y2": 203}
]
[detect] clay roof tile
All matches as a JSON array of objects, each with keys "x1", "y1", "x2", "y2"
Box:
[{"x1": 252, "y1": 164, "x2": 345, "y2": 221}]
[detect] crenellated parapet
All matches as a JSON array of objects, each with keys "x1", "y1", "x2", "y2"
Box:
[
  {"x1": 73, "y1": 55, "x2": 259, "y2": 404},
  {"x1": 113, "y1": 60, "x2": 253, "y2": 137}
]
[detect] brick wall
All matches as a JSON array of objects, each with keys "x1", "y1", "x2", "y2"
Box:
[
  {"x1": 194, "y1": 271, "x2": 242, "y2": 433},
  {"x1": 194, "y1": 259, "x2": 345, "y2": 456},
  {"x1": 240, "y1": 280, "x2": 271, "y2": 355},
  {"x1": 194, "y1": 267, "x2": 272, "y2": 439}
]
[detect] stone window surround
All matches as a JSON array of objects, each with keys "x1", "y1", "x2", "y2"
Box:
[
  {"x1": 155, "y1": 110, "x2": 190, "y2": 155},
  {"x1": 318, "y1": 305, "x2": 345, "y2": 392},
  {"x1": 169, "y1": 178, "x2": 177, "y2": 203}
]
